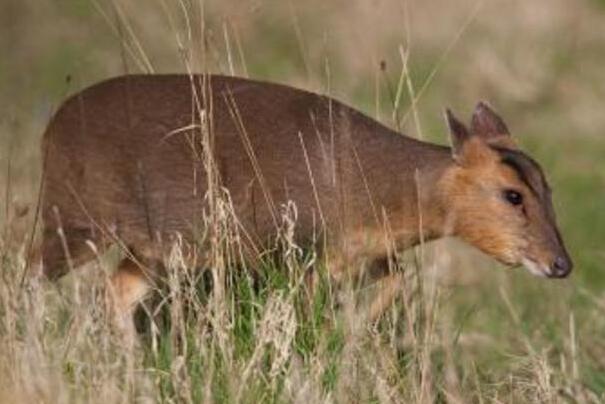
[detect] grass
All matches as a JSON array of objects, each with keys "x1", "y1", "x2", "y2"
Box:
[{"x1": 2, "y1": 0, "x2": 605, "y2": 402}]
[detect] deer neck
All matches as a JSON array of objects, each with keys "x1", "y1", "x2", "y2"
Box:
[
  {"x1": 362, "y1": 136, "x2": 456, "y2": 250},
  {"x1": 413, "y1": 146, "x2": 456, "y2": 245}
]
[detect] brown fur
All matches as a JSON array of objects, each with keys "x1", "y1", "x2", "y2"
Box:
[{"x1": 39, "y1": 74, "x2": 572, "y2": 320}]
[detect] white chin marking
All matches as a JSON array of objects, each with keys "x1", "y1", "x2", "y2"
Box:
[{"x1": 521, "y1": 258, "x2": 551, "y2": 278}]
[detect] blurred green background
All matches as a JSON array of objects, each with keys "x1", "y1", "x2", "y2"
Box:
[{"x1": 1, "y1": 0, "x2": 605, "y2": 399}]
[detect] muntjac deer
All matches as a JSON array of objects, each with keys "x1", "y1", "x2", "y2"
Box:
[{"x1": 39, "y1": 74, "x2": 572, "y2": 326}]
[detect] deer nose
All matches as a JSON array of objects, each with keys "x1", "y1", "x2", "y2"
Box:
[{"x1": 550, "y1": 256, "x2": 572, "y2": 278}]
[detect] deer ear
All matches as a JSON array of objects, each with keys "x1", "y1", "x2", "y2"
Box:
[
  {"x1": 471, "y1": 101, "x2": 517, "y2": 149},
  {"x1": 445, "y1": 108, "x2": 471, "y2": 162}
]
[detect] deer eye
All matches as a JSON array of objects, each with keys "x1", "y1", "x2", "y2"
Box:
[{"x1": 503, "y1": 189, "x2": 523, "y2": 206}]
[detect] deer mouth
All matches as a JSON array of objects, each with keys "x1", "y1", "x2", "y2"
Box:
[{"x1": 521, "y1": 257, "x2": 552, "y2": 278}]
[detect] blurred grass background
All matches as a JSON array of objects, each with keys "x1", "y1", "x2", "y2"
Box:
[{"x1": 1, "y1": 0, "x2": 605, "y2": 402}]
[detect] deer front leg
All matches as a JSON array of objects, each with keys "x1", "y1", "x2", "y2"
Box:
[
  {"x1": 367, "y1": 271, "x2": 404, "y2": 322},
  {"x1": 326, "y1": 250, "x2": 405, "y2": 323},
  {"x1": 352, "y1": 254, "x2": 405, "y2": 323}
]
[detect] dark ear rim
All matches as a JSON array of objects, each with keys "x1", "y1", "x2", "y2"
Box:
[
  {"x1": 444, "y1": 108, "x2": 471, "y2": 161},
  {"x1": 471, "y1": 100, "x2": 510, "y2": 138}
]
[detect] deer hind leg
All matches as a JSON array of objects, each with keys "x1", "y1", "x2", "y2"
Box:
[{"x1": 108, "y1": 255, "x2": 153, "y2": 340}]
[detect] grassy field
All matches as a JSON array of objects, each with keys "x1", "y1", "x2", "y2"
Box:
[{"x1": 1, "y1": 0, "x2": 605, "y2": 402}]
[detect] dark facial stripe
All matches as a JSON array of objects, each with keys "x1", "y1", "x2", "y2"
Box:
[
  {"x1": 501, "y1": 155, "x2": 536, "y2": 195},
  {"x1": 490, "y1": 146, "x2": 548, "y2": 199}
]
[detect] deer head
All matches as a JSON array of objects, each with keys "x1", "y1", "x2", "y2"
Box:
[{"x1": 441, "y1": 102, "x2": 572, "y2": 278}]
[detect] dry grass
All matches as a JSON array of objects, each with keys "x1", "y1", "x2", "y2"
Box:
[{"x1": 1, "y1": 218, "x2": 602, "y2": 403}]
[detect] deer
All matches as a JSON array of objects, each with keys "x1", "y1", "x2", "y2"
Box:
[{"x1": 37, "y1": 74, "x2": 572, "y2": 330}]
